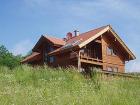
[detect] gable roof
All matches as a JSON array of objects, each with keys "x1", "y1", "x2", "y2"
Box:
[
  {"x1": 45, "y1": 36, "x2": 65, "y2": 46},
  {"x1": 66, "y1": 25, "x2": 108, "y2": 45},
  {"x1": 48, "y1": 25, "x2": 108, "y2": 55},
  {"x1": 49, "y1": 25, "x2": 136, "y2": 60},
  {"x1": 32, "y1": 35, "x2": 65, "y2": 51}
]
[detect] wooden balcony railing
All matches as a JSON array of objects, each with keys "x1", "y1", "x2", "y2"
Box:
[
  {"x1": 70, "y1": 51, "x2": 103, "y2": 66},
  {"x1": 80, "y1": 56, "x2": 103, "y2": 66},
  {"x1": 80, "y1": 55, "x2": 103, "y2": 63}
]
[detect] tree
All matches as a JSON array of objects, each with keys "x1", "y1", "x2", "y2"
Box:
[
  {"x1": 0, "y1": 45, "x2": 8, "y2": 57},
  {"x1": 0, "y1": 45, "x2": 23, "y2": 69}
]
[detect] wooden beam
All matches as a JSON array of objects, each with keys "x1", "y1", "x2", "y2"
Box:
[
  {"x1": 78, "y1": 51, "x2": 81, "y2": 72},
  {"x1": 95, "y1": 40, "x2": 102, "y2": 43},
  {"x1": 80, "y1": 56, "x2": 103, "y2": 62},
  {"x1": 80, "y1": 59, "x2": 103, "y2": 66}
]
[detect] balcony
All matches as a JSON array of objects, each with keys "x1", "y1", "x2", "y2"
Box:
[
  {"x1": 80, "y1": 48, "x2": 103, "y2": 65},
  {"x1": 70, "y1": 48, "x2": 103, "y2": 66}
]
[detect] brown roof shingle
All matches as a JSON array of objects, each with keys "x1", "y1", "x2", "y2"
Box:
[
  {"x1": 49, "y1": 25, "x2": 108, "y2": 55},
  {"x1": 44, "y1": 36, "x2": 65, "y2": 46},
  {"x1": 66, "y1": 25, "x2": 108, "y2": 44}
]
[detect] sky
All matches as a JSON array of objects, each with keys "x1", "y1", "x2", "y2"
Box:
[{"x1": 0, "y1": 0, "x2": 140, "y2": 72}]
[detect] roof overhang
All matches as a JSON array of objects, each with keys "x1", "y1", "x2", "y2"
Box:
[
  {"x1": 109, "y1": 26, "x2": 136, "y2": 60},
  {"x1": 21, "y1": 52, "x2": 41, "y2": 63},
  {"x1": 48, "y1": 45, "x2": 79, "y2": 56}
]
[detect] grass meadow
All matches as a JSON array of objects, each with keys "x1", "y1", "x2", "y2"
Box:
[{"x1": 0, "y1": 65, "x2": 139, "y2": 105}]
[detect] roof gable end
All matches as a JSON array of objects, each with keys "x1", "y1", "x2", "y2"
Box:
[
  {"x1": 32, "y1": 35, "x2": 65, "y2": 51},
  {"x1": 78, "y1": 26, "x2": 109, "y2": 48},
  {"x1": 78, "y1": 25, "x2": 136, "y2": 60}
]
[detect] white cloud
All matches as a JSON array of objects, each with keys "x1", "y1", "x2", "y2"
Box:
[
  {"x1": 70, "y1": 0, "x2": 140, "y2": 20},
  {"x1": 24, "y1": 0, "x2": 50, "y2": 6},
  {"x1": 11, "y1": 40, "x2": 33, "y2": 56},
  {"x1": 23, "y1": 0, "x2": 51, "y2": 9},
  {"x1": 22, "y1": 0, "x2": 140, "y2": 24}
]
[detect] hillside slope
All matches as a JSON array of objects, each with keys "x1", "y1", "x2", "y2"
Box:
[{"x1": 0, "y1": 65, "x2": 140, "y2": 105}]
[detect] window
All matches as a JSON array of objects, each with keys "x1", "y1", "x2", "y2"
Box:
[
  {"x1": 50, "y1": 47, "x2": 54, "y2": 52},
  {"x1": 107, "y1": 66, "x2": 118, "y2": 72},
  {"x1": 49, "y1": 47, "x2": 55, "y2": 63},
  {"x1": 107, "y1": 46, "x2": 117, "y2": 56},
  {"x1": 107, "y1": 67, "x2": 113, "y2": 72},
  {"x1": 44, "y1": 45, "x2": 54, "y2": 63},
  {"x1": 113, "y1": 67, "x2": 118, "y2": 72},
  {"x1": 107, "y1": 47, "x2": 112, "y2": 55},
  {"x1": 44, "y1": 52, "x2": 48, "y2": 63},
  {"x1": 112, "y1": 49, "x2": 117, "y2": 56},
  {"x1": 49, "y1": 56, "x2": 55, "y2": 63}
]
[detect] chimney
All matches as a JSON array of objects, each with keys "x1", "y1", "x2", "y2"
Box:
[
  {"x1": 63, "y1": 38, "x2": 67, "y2": 42},
  {"x1": 66, "y1": 32, "x2": 73, "y2": 40},
  {"x1": 74, "y1": 30, "x2": 79, "y2": 36}
]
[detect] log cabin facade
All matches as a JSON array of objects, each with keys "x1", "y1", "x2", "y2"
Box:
[{"x1": 21, "y1": 25, "x2": 136, "y2": 73}]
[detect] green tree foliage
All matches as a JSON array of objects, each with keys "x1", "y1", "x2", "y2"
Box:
[{"x1": 0, "y1": 45, "x2": 22, "y2": 69}]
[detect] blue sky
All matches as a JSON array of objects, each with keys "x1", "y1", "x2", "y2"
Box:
[{"x1": 0, "y1": 0, "x2": 140, "y2": 72}]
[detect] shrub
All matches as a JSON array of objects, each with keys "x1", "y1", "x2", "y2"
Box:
[{"x1": 0, "y1": 45, "x2": 22, "y2": 69}]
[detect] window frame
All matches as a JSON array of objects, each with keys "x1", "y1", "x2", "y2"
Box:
[
  {"x1": 44, "y1": 45, "x2": 55, "y2": 63},
  {"x1": 113, "y1": 67, "x2": 118, "y2": 72},
  {"x1": 107, "y1": 66, "x2": 113, "y2": 72},
  {"x1": 49, "y1": 56, "x2": 55, "y2": 63},
  {"x1": 107, "y1": 46, "x2": 112, "y2": 55},
  {"x1": 107, "y1": 46, "x2": 117, "y2": 56},
  {"x1": 107, "y1": 66, "x2": 119, "y2": 72}
]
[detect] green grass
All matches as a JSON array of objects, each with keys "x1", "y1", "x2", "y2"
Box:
[{"x1": 0, "y1": 65, "x2": 139, "y2": 105}]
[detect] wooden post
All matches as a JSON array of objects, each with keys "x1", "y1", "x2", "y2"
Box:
[
  {"x1": 43, "y1": 43, "x2": 45, "y2": 64},
  {"x1": 78, "y1": 50, "x2": 81, "y2": 72},
  {"x1": 101, "y1": 35, "x2": 105, "y2": 70}
]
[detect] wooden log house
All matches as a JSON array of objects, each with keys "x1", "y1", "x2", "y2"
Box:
[{"x1": 21, "y1": 25, "x2": 136, "y2": 73}]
